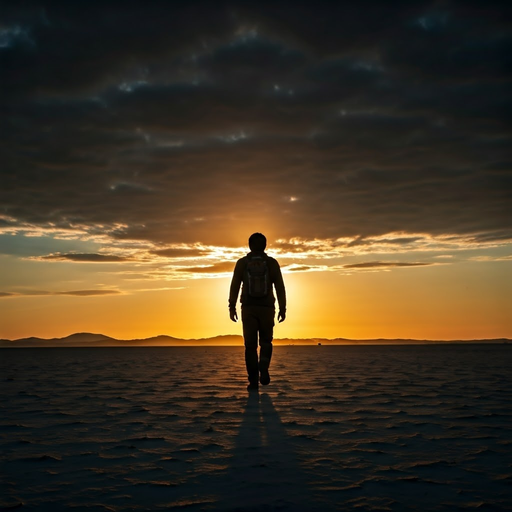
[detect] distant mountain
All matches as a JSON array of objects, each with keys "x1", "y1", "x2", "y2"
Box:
[
  {"x1": 0, "y1": 333, "x2": 510, "y2": 347},
  {"x1": 0, "y1": 332, "x2": 185, "y2": 347},
  {"x1": 62, "y1": 332, "x2": 116, "y2": 343},
  {"x1": 0, "y1": 332, "x2": 116, "y2": 347}
]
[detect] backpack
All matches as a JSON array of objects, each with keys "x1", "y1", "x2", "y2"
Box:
[{"x1": 245, "y1": 255, "x2": 269, "y2": 298}]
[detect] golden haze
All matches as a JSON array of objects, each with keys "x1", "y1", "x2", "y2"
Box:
[{"x1": 0, "y1": 257, "x2": 510, "y2": 341}]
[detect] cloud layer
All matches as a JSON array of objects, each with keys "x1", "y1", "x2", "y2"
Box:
[
  {"x1": 0, "y1": 289, "x2": 120, "y2": 297},
  {"x1": 1, "y1": 1, "x2": 511, "y2": 255}
]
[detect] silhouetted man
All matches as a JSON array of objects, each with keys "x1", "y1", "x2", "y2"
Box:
[{"x1": 229, "y1": 233, "x2": 286, "y2": 391}]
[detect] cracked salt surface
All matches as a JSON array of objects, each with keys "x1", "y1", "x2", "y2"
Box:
[{"x1": 1, "y1": 345, "x2": 511, "y2": 511}]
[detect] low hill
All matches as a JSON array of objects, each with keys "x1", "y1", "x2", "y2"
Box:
[{"x1": 0, "y1": 333, "x2": 509, "y2": 347}]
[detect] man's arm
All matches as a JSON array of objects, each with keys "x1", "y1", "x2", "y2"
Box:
[
  {"x1": 228, "y1": 259, "x2": 244, "y2": 321},
  {"x1": 272, "y1": 259, "x2": 287, "y2": 322}
]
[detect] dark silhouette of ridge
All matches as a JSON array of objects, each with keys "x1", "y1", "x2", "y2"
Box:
[
  {"x1": 0, "y1": 333, "x2": 509, "y2": 347},
  {"x1": 62, "y1": 332, "x2": 116, "y2": 342}
]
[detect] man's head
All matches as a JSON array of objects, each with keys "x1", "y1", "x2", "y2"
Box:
[{"x1": 248, "y1": 232, "x2": 267, "y2": 252}]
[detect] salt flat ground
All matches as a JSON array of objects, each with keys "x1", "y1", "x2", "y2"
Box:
[{"x1": 1, "y1": 345, "x2": 511, "y2": 511}]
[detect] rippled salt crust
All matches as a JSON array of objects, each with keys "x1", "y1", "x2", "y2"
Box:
[{"x1": 1, "y1": 345, "x2": 511, "y2": 511}]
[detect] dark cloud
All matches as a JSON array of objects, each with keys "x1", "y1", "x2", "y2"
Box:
[
  {"x1": 151, "y1": 247, "x2": 207, "y2": 258},
  {"x1": 274, "y1": 242, "x2": 318, "y2": 253},
  {"x1": 347, "y1": 236, "x2": 424, "y2": 248},
  {"x1": 55, "y1": 290, "x2": 120, "y2": 296},
  {"x1": 1, "y1": 1, "x2": 510, "y2": 249},
  {"x1": 41, "y1": 253, "x2": 130, "y2": 262},
  {"x1": 344, "y1": 261, "x2": 433, "y2": 269},
  {"x1": 176, "y1": 262, "x2": 236, "y2": 274},
  {"x1": 0, "y1": 1, "x2": 233, "y2": 97},
  {"x1": 286, "y1": 265, "x2": 316, "y2": 272},
  {"x1": 0, "y1": 289, "x2": 120, "y2": 297}
]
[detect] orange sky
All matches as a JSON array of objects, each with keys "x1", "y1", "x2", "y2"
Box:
[{"x1": 0, "y1": 235, "x2": 510, "y2": 341}]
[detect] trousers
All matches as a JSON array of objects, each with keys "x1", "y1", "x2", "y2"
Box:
[{"x1": 241, "y1": 305, "x2": 275, "y2": 383}]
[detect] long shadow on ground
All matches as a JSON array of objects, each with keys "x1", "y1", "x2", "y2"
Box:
[{"x1": 215, "y1": 391, "x2": 318, "y2": 511}]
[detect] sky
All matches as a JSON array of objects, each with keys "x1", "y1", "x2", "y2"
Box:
[{"x1": 1, "y1": 0, "x2": 511, "y2": 341}]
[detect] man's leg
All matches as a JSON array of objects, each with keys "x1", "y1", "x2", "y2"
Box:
[
  {"x1": 241, "y1": 307, "x2": 259, "y2": 387},
  {"x1": 258, "y1": 307, "x2": 275, "y2": 385}
]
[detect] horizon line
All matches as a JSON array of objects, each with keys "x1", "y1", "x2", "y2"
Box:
[{"x1": 0, "y1": 331, "x2": 510, "y2": 347}]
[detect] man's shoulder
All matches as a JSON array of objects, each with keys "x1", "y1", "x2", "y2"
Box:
[
  {"x1": 235, "y1": 255, "x2": 249, "y2": 267},
  {"x1": 264, "y1": 255, "x2": 281, "y2": 267}
]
